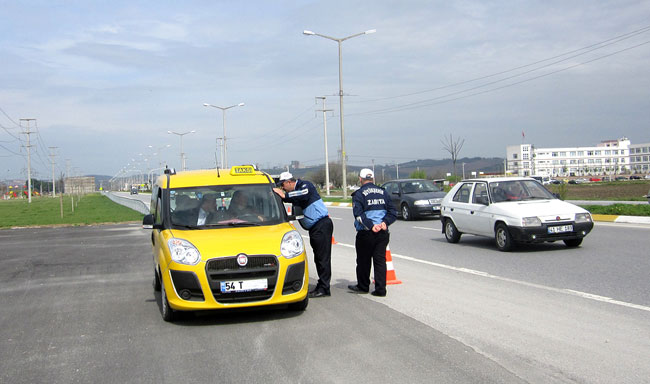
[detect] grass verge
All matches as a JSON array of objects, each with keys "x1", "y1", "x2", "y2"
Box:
[
  {"x1": 580, "y1": 203, "x2": 650, "y2": 216},
  {"x1": 0, "y1": 193, "x2": 144, "y2": 228}
]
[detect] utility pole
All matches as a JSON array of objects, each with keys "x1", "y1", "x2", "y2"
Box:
[
  {"x1": 49, "y1": 147, "x2": 58, "y2": 197},
  {"x1": 316, "y1": 96, "x2": 333, "y2": 196},
  {"x1": 20, "y1": 118, "x2": 36, "y2": 203}
]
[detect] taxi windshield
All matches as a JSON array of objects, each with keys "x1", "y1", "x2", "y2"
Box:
[{"x1": 168, "y1": 184, "x2": 284, "y2": 228}]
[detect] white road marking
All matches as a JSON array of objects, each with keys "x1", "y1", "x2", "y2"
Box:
[
  {"x1": 321, "y1": 236, "x2": 650, "y2": 313},
  {"x1": 413, "y1": 226, "x2": 438, "y2": 231}
]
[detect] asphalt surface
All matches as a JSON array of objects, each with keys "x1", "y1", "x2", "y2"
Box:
[
  {"x1": 2, "y1": 205, "x2": 650, "y2": 383},
  {"x1": 0, "y1": 224, "x2": 525, "y2": 384}
]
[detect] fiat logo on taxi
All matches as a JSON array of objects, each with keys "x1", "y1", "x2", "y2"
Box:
[{"x1": 237, "y1": 253, "x2": 248, "y2": 267}]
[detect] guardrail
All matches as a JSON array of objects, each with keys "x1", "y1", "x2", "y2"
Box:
[{"x1": 102, "y1": 191, "x2": 150, "y2": 215}]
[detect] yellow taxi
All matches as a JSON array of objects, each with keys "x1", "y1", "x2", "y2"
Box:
[{"x1": 142, "y1": 165, "x2": 308, "y2": 321}]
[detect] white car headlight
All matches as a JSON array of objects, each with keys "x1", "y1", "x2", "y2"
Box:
[
  {"x1": 414, "y1": 199, "x2": 429, "y2": 206},
  {"x1": 281, "y1": 230, "x2": 304, "y2": 259},
  {"x1": 168, "y1": 238, "x2": 201, "y2": 265},
  {"x1": 575, "y1": 213, "x2": 592, "y2": 223},
  {"x1": 430, "y1": 198, "x2": 442, "y2": 204},
  {"x1": 522, "y1": 216, "x2": 542, "y2": 227}
]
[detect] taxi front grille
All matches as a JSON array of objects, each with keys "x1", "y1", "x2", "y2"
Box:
[{"x1": 206, "y1": 255, "x2": 278, "y2": 304}]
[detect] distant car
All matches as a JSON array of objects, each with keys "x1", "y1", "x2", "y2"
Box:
[
  {"x1": 615, "y1": 176, "x2": 627, "y2": 181},
  {"x1": 589, "y1": 177, "x2": 601, "y2": 182},
  {"x1": 629, "y1": 175, "x2": 642, "y2": 180},
  {"x1": 381, "y1": 179, "x2": 447, "y2": 220},
  {"x1": 130, "y1": 187, "x2": 138, "y2": 195},
  {"x1": 440, "y1": 177, "x2": 593, "y2": 251}
]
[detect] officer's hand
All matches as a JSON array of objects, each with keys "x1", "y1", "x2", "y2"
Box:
[
  {"x1": 273, "y1": 188, "x2": 285, "y2": 198},
  {"x1": 380, "y1": 222, "x2": 387, "y2": 231},
  {"x1": 372, "y1": 224, "x2": 382, "y2": 232}
]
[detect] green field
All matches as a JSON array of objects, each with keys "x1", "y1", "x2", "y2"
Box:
[{"x1": 0, "y1": 193, "x2": 144, "y2": 228}]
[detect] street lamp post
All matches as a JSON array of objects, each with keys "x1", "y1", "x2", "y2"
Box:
[
  {"x1": 316, "y1": 96, "x2": 332, "y2": 196},
  {"x1": 203, "y1": 102, "x2": 245, "y2": 169},
  {"x1": 167, "y1": 130, "x2": 196, "y2": 171},
  {"x1": 303, "y1": 28, "x2": 375, "y2": 198}
]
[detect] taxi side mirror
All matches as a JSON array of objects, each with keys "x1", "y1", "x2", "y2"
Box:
[{"x1": 142, "y1": 214, "x2": 162, "y2": 229}]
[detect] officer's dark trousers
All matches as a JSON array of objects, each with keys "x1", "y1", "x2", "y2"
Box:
[
  {"x1": 355, "y1": 230, "x2": 390, "y2": 294},
  {"x1": 308, "y1": 217, "x2": 333, "y2": 292}
]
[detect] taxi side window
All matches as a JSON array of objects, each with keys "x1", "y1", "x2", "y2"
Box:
[{"x1": 453, "y1": 183, "x2": 472, "y2": 203}]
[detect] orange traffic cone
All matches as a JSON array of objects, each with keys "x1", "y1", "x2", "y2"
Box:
[
  {"x1": 385, "y1": 245, "x2": 402, "y2": 285},
  {"x1": 332, "y1": 236, "x2": 337, "y2": 244}
]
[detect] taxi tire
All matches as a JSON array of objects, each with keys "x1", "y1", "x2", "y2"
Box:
[
  {"x1": 160, "y1": 281, "x2": 177, "y2": 322},
  {"x1": 444, "y1": 219, "x2": 461, "y2": 243},
  {"x1": 564, "y1": 238, "x2": 583, "y2": 247},
  {"x1": 153, "y1": 268, "x2": 161, "y2": 292},
  {"x1": 495, "y1": 223, "x2": 514, "y2": 252},
  {"x1": 288, "y1": 295, "x2": 309, "y2": 311}
]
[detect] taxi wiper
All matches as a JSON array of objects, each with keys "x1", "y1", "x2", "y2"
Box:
[
  {"x1": 227, "y1": 222, "x2": 262, "y2": 227},
  {"x1": 172, "y1": 223, "x2": 201, "y2": 229}
]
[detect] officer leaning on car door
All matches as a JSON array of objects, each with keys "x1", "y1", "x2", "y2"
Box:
[
  {"x1": 274, "y1": 172, "x2": 334, "y2": 298},
  {"x1": 348, "y1": 168, "x2": 397, "y2": 297}
]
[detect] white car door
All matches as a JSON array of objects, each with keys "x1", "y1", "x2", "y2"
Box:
[
  {"x1": 465, "y1": 182, "x2": 493, "y2": 236},
  {"x1": 446, "y1": 182, "x2": 474, "y2": 233}
]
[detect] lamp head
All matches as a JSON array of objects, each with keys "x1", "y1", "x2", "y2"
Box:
[{"x1": 303, "y1": 30, "x2": 315, "y2": 35}]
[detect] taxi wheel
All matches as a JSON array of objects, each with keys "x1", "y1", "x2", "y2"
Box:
[
  {"x1": 444, "y1": 219, "x2": 461, "y2": 243},
  {"x1": 564, "y1": 238, "x2": 583, "y2": 247},
  {"x1": 495, "y1": 223, "x2": 514, "y2": 252},
  {"x1": 160, "y1": 282, "x2": 177, "y2": 322},
  {"x1": 288, "y1": 295, "x2": 309, "y2": 311},
  {"x1": 153, "y1": 268, "x2": 161, "y2": 292},
  {"x1": 401, "y1": 204, "x2": 412, "y2": 221}
]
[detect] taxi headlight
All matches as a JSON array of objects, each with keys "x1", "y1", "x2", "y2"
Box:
[
  {"x1": 281, "y1": 230, "x2": 304, "y2": 259},
  {"x1": 522, "y1": 216, "x2": 542, "y2": 227},
  {"x1": 414, "y1": 200, "x2": 429, "y2": 206},
  {"x1": 575, "y1": 213, "x2": 592, "y2": 223},
  {"x1": 167, "y1": 238, "x2": 201, "y2": 265}
]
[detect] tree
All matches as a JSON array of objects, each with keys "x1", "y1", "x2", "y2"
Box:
[
  {"x1": 441, "y1": 133, "x2": 465, "y2": 178},
  {"x1": 410, "y1": 169, "x2": 427, "y2": 179}
]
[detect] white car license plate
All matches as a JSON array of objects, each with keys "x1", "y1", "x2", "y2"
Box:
[
  {"x1": 220, "y1": 279, "x2": 268, "y2": 293},
  {"x1": 548, "y1": 224, "x2": 573, "y2": 234}
]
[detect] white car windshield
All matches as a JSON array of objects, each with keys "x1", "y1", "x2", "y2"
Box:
[{"x1": 489, "y1": 180, "x2": 555, "y2": 203}]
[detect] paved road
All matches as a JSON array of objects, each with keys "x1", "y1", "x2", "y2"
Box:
[{"x1": 1, "y1": 211, "x2": 649, "y2": 383}]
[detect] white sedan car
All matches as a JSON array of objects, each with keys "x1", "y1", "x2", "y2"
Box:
[{"x1": 441, "y1": 177, "x2": 594, "y2": 251}]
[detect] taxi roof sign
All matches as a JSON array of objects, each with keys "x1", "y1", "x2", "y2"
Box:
[{"x1": 230, "y1": 165, "x2": 256, "y2": 176}]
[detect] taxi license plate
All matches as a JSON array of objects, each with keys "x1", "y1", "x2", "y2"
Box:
[
  {"x1": 220, "y1": 279, "x2": 268, "y2": 293},
  {"x1": 548, "y1": 224, "x2": 573, "y2": 234}
]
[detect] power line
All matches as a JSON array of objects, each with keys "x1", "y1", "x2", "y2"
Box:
[
  {"x1": 350, "y1": 39, "x2": 650, "y2": 116},
  {"x1": 351, "y1": 24, "x2": 650, "y2": 105}
]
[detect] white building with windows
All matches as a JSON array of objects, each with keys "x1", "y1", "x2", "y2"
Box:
[
  {"x1": 506, "y1": 138, "x2": 632, "y2": 178},
  {"x1": 629, "y1": 142, "x2": 650, "y2": 174}
]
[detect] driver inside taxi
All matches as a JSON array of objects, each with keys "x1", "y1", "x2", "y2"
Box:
[{"x1": 228, "y1": 190, "x2": 264, "y2": 221}]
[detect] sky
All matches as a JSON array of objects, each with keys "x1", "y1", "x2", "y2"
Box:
[{"x1": 1, "y1": 0, "x2": 649, "y2": 180}]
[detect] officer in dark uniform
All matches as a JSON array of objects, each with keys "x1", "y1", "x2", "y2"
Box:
[
  {"x1": 274, "y1": 172, "x2": 334, "y2": 298},
  {"x1": 348, "y1": 168, "x2": 397, "y2": 297}
]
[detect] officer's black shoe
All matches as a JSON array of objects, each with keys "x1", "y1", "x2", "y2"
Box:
[
  {"x1": 347, "y1": 284, "x2": 369, "y2": 294},
  {"x1": 371, "y1": 290, "x2": 386, "y2": 297},
  {"x1": 309, "y1": 289, "x2": 330, "y2": 298}
]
